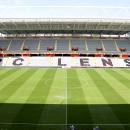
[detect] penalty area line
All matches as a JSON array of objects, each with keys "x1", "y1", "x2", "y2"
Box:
[{"x1": 0, "y1": 123, "x2": 130, "y2": 126}]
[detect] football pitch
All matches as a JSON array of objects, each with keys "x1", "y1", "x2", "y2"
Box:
[{"x1": 0, "y1": 68, "x2": 130, "y2": 130}]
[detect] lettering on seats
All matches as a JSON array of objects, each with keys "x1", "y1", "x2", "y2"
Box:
[
  {"x1": 58, "y1": 58, "x2": 67, "y2": 66},
  {"x1": 124, "y1": 59, "x2": 130, "y2": 66},
  {"x1": 2, "y1": 57, "x2": 130, "y2": 67},
  {"x1": 13, "y1": 58, "x2": 24, "y2": 66},
  {"x1": 80, "y1": 58, "x2": 90, "y2": 66},
  {"x1": 101, "y1": 58, "x2": 113, "y2": 67}
]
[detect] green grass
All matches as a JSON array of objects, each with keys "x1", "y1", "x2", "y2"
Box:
[{"x1": 0, "y1": 68, "x2": 130, "y2": 130}]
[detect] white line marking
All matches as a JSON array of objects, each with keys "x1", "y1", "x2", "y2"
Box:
[
  {"x1": 66, "y1": 70, "x2": 67, "y2": 127},
  {"x1": 0, "y1": 123, "x2": 130, "y2": 126}
]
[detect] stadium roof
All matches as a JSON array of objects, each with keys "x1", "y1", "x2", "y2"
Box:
[{"x1": 0, "y1": 18, "x2": 130, "y2": 35}]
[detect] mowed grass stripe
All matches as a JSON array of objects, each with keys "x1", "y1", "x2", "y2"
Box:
[
  {"x1": 96, "y1": 69, "x2": 130, "y2": 104},
  {"x1": 77, "y1": 69, "x2": 112, "y2": 124},
  {"x1": 12, "y1": 69, "x2": 57, "y2": 125},
  {"x1": 44, "y1": 69, "x2": 67, "y2": 104},
  {"x1": 0, "y1": 68, "x2": 19, "y2": 81},
  {"x1": 87, "y1": 69, "x2": 126, "y2": 129},
  {"x1": 67, "y1": 69, "x2": 93, "y2": 124},
  {"x1": 83, "y1": 69, "x2": 125, "y2": 126},
  {"x1": 5, "y1": 69, "x2": 48, "y2": 104},
  {"x1": 87, "y1": 69, "x2": 126, "y2": 104},
  {"x1": 67, "y1": 69, "x2": 87, "y2": 104},
  {"x1": 97, "y1": 69, "x2": 130, "y2": 125},
  {"x1": 116, "y1": 69, "x2": 130, "y2": 80},
  {"x1": 121, "y1": 68, "x2": 130, "y2": 74},
  {"x1": 106, "y1": 69, "x2": 130, "y2": 89},
  {"x1": 0, "y1": 69, "x2": 38, "y2": 129},
  {"x1": 0, "y1": 69, "x2": 29, "y2": 91},
  {"x1": 0, "y1": 69, "x2": 47, "y2": 129},
  {"x1": 37, "y1": 69, "x2": 67, "y2": 125},
  {"x1": 0, "y1": 69, "x2": 37, "y2": 103},
  {"x1": 77, "y1": 69, "x2": 107, "y2": 104},
  {"x1": 26, "y1": 68, "x2": 57, "y2": 103},
  {"x1": 0, "y1": 68, "x2": 13, "y2": 76}
]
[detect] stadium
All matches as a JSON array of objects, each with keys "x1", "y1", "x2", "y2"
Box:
[{"x1": 0, "y1": 5, "x2": 130, "y2": 130}]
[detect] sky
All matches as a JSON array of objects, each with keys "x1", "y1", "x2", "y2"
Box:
[{"x1": 0, "y1": 0, "x2": 130, "y2": 19}]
